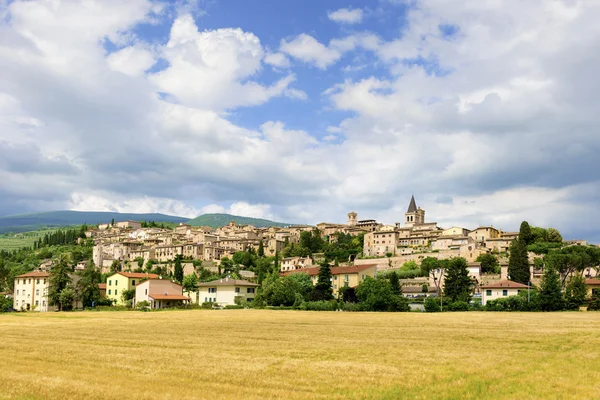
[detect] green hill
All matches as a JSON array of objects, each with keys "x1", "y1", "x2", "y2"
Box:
[
  {"x1": 187, "y1": 213, "x2": 290, "y2": 228},
  {"x1": 0, "y1": 210, "x2": 188, "y2": 234}
]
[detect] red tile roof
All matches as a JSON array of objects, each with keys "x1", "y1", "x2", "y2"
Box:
[
  {"x1": 98, "y1": 283, "x2": 107, "y2": 289},
  {"x1": 15, "y1": 271, "x2": 50, "y2": 278},
  {"x1": 586, "y1": 279, "x2": 600, "y2": 285},
  {"x1": 148, "y1": 294, "x2": 190, "y2": 300},
  {"x1": 115, "y1": 272, "x2": 159, "y2": 279},
  {"x1": 280, "y1": 264, "x2": 377, "y2": 277},
  {"x1": 198, "y1": 279, "x2": 259, "y2": 287},
  {"x1": 480, "y1": 280, "x2": 530, "y2": 289}
]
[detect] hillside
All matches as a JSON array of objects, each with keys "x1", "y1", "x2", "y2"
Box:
[
  {"x1": 187, "y1": 213, "x2": 290, "y2": 228},
  {"x1": 0, "y1": 211, "x2": 188, "y2": 234}
]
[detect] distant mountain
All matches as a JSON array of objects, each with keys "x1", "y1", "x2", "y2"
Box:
[
  {"x1": 187, "y1": 213, "x2": 290, "y2": 228},
  {"x1": 0, "y1": 211, "x2": 188, "y2": 234}
]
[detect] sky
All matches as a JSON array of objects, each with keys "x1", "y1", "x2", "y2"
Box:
[{"x1": 0, "y1": 0, "x2": 599, "y2": 243}]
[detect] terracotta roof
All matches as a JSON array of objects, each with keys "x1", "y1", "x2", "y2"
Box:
[
  {"x1": 98, "y1": 283, "x2": 107, "y2": 289},
  {"x1": 148, "y1": 294, "x2": 190, "y2": 300},
  {"x1": 197, "y1": 279, "x2": 259, "y2": 287},
  {"x1": 586, "y1": 279, "x2": 600, "y2": 285},
  {"x1": 15, "y1": 271, "x2": 50, "y2": 278},
  {"x1": 115, "y1": 272, "x2": 159, "y2": 279},
  {"x1": 480, "y1": 280, "x2": 530, "y2": 289},
  {"x1": 280, "y1": 264, "x2": 377, "y2": 277}
]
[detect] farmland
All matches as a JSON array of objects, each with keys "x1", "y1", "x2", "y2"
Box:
[
  {"x1": 1, "y1": 310, "x2": 599, "y2": 399},
  {"x1": 0, "y1": 229, "x2": 58, "y2": 252}
]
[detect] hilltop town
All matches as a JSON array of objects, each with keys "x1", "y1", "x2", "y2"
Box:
[{"x1": 6, "y1": 196, "x2": 600, "y2": 314}]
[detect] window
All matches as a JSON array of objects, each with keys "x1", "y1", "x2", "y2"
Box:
[
  {"x1": 36, "y1": 279, "x2": 40, "y2": 284},
  {"x1": 43, "y1": 279, "x2": 46, "y2": 284},
  {"x1": 247, "y1": 288, "x2": 255, "y2": 294},
  {"x1": 205, "y1": 297, "x2": 208, "y2": 302},
  {"x1": 36, "y1": 290, "x2": 39, "y2": 296},
  {"x1": 132, "y1": 280, "x2": 136, "y2": 286},
  {"x1": 35, "y1": 300, "x2": 39, "y2": 306},
  {"x1": 344, "y1": 274, "x2": 349, "y2": 282},
  {"x1": 145, "y1": 289, "x2": 148, "y2": 295},
  {"x1": 361, "y1": 275, "x2": 365, "y2": 280},
  {"x1": 115, "y1": 290, "x2": 118, "y2": 295},
  {"x1": 109, "y1": 280, "x2": 112, "y2": 286},
  {"x1": 235, "y1": 287, "x2": 240, "y2": 293},
  {"x1": 108, "y1": 289, "x2": 111, "y2": 295},
  {"x1": 16, "y1": 290, "x2": 19, "y2": 295},
  {"x1": 502, "y1": 290, "x2": 508, "y2": 296},
  {"x1": 115, "y1": 280, "x2": 118, "y2": 286},
  {"x1": 208, "y1": 288, "x2": 217, "y2": 293},
  {"x1": 334, "y1": 284, "x2": 337, "y2": 290},
  {"x1": 486, "y1": 290, "x2": 492, "y2": 296}
]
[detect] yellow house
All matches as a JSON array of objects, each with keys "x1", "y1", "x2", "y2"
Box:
[
  {"x1": 190, "y1": 278, "x2": 259, "y2": 306},
  {"x1": 281, "y1": 264, "x2": 377, "y2": 298},
  {"x1": 106, "y1": 272, "x2": 158, "y2": 305},
  {"x1": 13, "y1": 271, "x2": 51, "y2": 311},
  {"x1": 586, "y1": 279, "x2": 600, "y2": 298}
]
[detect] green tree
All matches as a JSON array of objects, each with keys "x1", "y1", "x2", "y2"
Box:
[
  {"x1": 232, "y1": 251, "x2": 254, "y2": 269},
  {"x1": 564, "y1": 274, "x2": 587, "y2": 310},
  {"x1": 310, "y1": 262, "x2": 333, "y2": 301},
  {"x1": 77, "y1": 261, "x2": 101, "y2": 308},
  {"x1": 58, "y1": 287, "x2": 76, "y2": 311},
  {"x1": 443, "y1": 257, "x2": 472, "y2": 303},
  {"x1": 111, "y1": 218, "x2": 115, "y2": 226},
  {"x1": 49, "y1": 254, "x2": 72, "y2": 311},
  {"x1": 420, "y1": 257, "x2": 440, "y2": 276},
  {"x1": 182, "y1": 274, "x2": 199, "y2": 293},
  {"x1": 475, "y1": 253, "x2": 499, "y2": 274},
  {"x1": 174, "y1": 255, "x2": 184, "y2": 283},
  {"x1": 257, "y1": 240, "x2": 265, "y2": 257},
  {"x1": 508, "y1": 239, "x2": 530, "y2": 284},
  {"x1": 547, "y1": 228, "x2": 563, "y2": 243},
  {"x1": 400, "y1": 260, "x2": 419, "y2": 271},
  {"x1": 519, "y1": 221, "x2": 533, "y2": 245},
  {"x1": 110, "y1": 260, "x2": 121, "y2": 274},
  {"x1": 389, "y1": 271, "x2": 401, "y2": 295},
  {"x1": 539, "y1": 265, "x2": 565, "y2": 311},
  {"x1": 121, "y1": 288, "x2": 136, "y2": 307},
  {"x1": 355, "y1": 276, "x2": 409, "y2": 312}
]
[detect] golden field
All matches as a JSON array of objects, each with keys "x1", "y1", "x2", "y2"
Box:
[{"x1": 1, "y1": 310, "x2": 600, "y2": 400}]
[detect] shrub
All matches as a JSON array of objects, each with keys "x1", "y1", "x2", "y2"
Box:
[
  {"x1": 448, "y1": 301, "x2": 469, "y2": 311},
  {"x1": 341, "y1": 302, "x2": 362, "y2": 312},
  {"x1": 95, "y1": 297, "x2": 113, "y2": 307},
  {"x1": 135, "y1": 300, "x2": 151, "y2": 311},
  {"x1": 224, "y1": 305, "x2": 244, "y2": 310},
  {"x1": 201, "y1": 302, "x2": 216, "y2": 309},
  {"x1": 299, "y1": 301, "x2": 338, "y2": 311},
  {"x1": 424, "y1": 297, "x2": 441, "y2": 312}
]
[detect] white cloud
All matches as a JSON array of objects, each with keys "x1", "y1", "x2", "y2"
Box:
[
  {"x1": 264, "y1": 52, "x2": 290, "y2": 69},
  {"x1": 328, "y1": 8, "x2": 364, "y2": 24},
  {"x1": 200, "y1": 204, "x2": 226, "y2": 214},
  {"x1": 228, "y1": 202, "x2": 273, "y2": 220},
  {"x1": 106, "y1": 45, "x2": 156, "y2": 76},
  {"x1": 150, "y1": 14, "x2": 297, "y2": 110},
  {"x1": 280, "y1": 34, "x2": 341, "y2": 69}
]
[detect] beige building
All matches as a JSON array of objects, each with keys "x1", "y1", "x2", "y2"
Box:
[
  {"x1": 280, "y1": 256, "x2": 313, "y2": 272},
  {"x1": 281, "y1": 264, "x2": 377, "y2": 297},
  {"x1": 469, "y1": 226, "x2": 500, "y2": 243},
  {"x1": 480, "y1": 280, "x2": 530, "y2": 305},
  {"x1": 442, "y1": 227, "x2": 470, "y2": 236},
  {"x1": 134, "y1": 279, "x2": 189, "y2": 309},
  {"x1": 193, "y1": 278, "x2": 259, "y2": 306},
  {"x1": 115, "y1": 220, "x2": 142, "y2": 230},
  {"x1": 106, "y1": 272, "x2": 159, "y2": 305},
  {"x1": 13, "y1": 271, "x2": 51, "y2": 311}
]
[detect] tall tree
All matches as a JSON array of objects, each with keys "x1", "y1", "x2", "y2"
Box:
[
  {"x1": 257, "y1": 240, "x2": 265, "y2": 257},
  {"x1": 564, "y1": 274, "x2": 587, "y2": 310},
  {"x1": 519, "y1": 221, "x2": 533, "y2": 245},
  {"x1": 174, "y1": 255, "x2": 184, "y2": 283},
  {"x1": 310, "y1": 262, "x2": 333, "y2": 301},
  {"x1": 389, "y1": 271, "x2": 401, "y2": 295},
  {"x1": 48, "y1": 254, "x2": 72, "y2": 311},
  {"x1": 443, "y1": 257, "x2": 472, "y2": 303},
  {"x1": 77, "y1": 261, "x2": 101, "y2": 308},
  {"x1": 508, "y1": 239, "x2": 530, "y2": 284},
  {"x1": 539, "y1": 266, "x2": 565, "y2": 311}
]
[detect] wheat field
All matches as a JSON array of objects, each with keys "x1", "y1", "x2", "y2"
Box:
[{"x1": 1, "y1": 310, "x2": 599, "y2": 399}]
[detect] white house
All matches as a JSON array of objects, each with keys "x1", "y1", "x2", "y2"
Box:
[
  {"x1": 480, "y1": 280, "x2": 530, "y2": 305},
  {"x1": 192, "y1": 278, "x2": 259, "y2": 306}
]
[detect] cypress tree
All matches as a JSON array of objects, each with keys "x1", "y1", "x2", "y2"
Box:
[
  {"x1": 310, "y1": 262, "x2": 333, "y2": 301},
  {"x1": 443, "y1": 257, "x2": 472, "y2": 302},
  {"x1": 389, "y1": 271, "x2": 401, "y2": 295},
  {"x1": 174, "y1": 255, "x2": 184, "y2": 283},
  {"x1": 48, "y1": 254, "x2": 73, "y2": 311},
  {"x1": 257, "y1": 240, "x2": 265, "y2": 258},
  {"x1": 519, "y1": 221, "x2": 533, "y2": 245},
  {"x1": 508, "y1": 238, "x2": 530, "y2": 284}
]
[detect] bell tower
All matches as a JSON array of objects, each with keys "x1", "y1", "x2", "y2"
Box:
[
  {"x1": 405, "y1": 196, "x2": 425, "y2": 227},
  {"x1": 347, "y1": 211, "x2": 357, "y2": 226}
]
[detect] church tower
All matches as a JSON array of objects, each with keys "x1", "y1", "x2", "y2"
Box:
[
  {"x1": 347, "y1": 211, "x2": 357, "y2": 226},
  {"x1": 405, "y1": 196, "x2": 425, "y2": 227}
]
